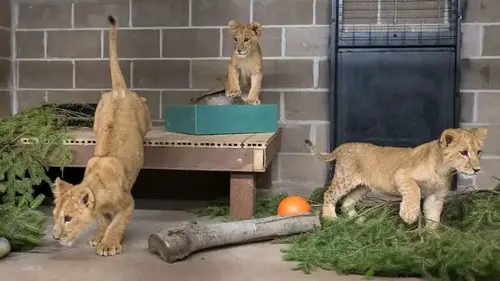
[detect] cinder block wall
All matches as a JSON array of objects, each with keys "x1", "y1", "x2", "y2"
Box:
[
  {"x1": 0, "y1": 0, "x2": 11, "y2": 118},
  {"x1": 460, "y1": 0, "x2": 500, "y2": 190},
  {"x1": 9, "y1": 0, "x2": 500, "y2": 195},
  {"x1": 11, "y1": 0, "x2": 331, "y2": 194}
]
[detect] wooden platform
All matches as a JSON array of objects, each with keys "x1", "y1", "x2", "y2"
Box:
[{"x1": 24, "y1": 126, "x2": 282, "y2": 220}]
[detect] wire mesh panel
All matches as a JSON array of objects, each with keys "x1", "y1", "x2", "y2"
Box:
[{"x1": 337, "y1": 0, "x2": 459, "y2": 47}]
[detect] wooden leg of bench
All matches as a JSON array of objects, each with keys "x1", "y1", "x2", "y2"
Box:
[{"x1": 229, "y1": 172, "x2": 256, "y2": 220}]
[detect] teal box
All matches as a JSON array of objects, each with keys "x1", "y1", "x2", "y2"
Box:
[{"x1": 164, "y1": 104, "x2": 278, "y2": 135}]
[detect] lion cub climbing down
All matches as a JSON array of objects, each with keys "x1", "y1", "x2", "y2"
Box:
[
  {"x1": 51, "y1": 16, "x2": 151, "y2": 256},
  {"x1": 305, "y1": 128, "x2": 488, "y2": 229}
]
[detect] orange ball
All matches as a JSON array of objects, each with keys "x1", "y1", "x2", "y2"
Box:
[{"x1": 277, "y1": 196, "x2": 311, "y2": 216}]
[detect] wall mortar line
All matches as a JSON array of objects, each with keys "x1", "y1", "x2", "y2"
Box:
[
  {"x1": 70, "y1": 2, "x2": 75, "y2": 28},
  {"x1": 100, "y1": 30, "x2": 104, "y2": 58},
  {"x1": 130, "y1": 61, "x2": 134, "y2": 88},
  {"x1": 11, "y1": 0, "x2": 18, "y2": 114},
  {"x1": 312, "y1": 0, "x2": 317, "y2": 24},
  {"x1": 279, "y1": 91, "x2": 285, "y2": 121},
  {"x1": 250, "y1": 0, "x2": 254, "y2": 22},
  {"x1": 72, "y1": 60, "x2": 75, "y2": 89},
  {"x1": 14, "y1": 25, "x2": 332, "y2": 32},
  {"x1": 478, "y1": 25, "x2": 484, "y2": 56},
  {"x1": 43, "y1": 31, "x2": 47, "y2": 58},
  {"x1": 281, "y1": 28, "x2": 286, "y2": 57},
  {"x1": 129, "y1": 0, "x2": 133, "y2": 27},
  {"x1": 188, "y1": 0, "x2": 192, "y2": 27},
  {"x1": 473, "y1": 92, "x2": 478, "y2": 122},
  {"x1": 310, "y1": 122, "x2": 317, "y2": 144},
  {"x1": 219, "y1": 28, "x2": 223, "y2": 57},
  {"x1": 158, "y1": 90, "x2": 163, "y2": 120},
  {"x1": 159, "y1": 29, "x2": 163, "y2": 57},
  {"x1": 15, "y1": 56, "x2": 328, "y2": 61},
  {"x1": 188, "y1": 60, "x2": 193, "y2": 88},
  {"x1": 313, "y1": 58, "x2": 319, "y2": 88}
]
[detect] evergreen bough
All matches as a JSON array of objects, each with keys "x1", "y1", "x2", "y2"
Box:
[
  {"x1": 0, "y1": 105, "x2": 73, "y2": 251},
  {"x1": 192, "y1": 182, "x2": 500, "y2": 281}
]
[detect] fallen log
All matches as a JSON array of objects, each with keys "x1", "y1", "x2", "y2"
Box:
[{"x1": 148, "y1": 212, "x2": 321, "y2": 263}]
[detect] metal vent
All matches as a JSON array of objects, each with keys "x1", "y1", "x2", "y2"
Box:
[{"x1": 337, "y1": 0, "x2": 459, "y2": 47}]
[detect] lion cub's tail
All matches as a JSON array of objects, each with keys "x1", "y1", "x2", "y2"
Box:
[
  {"x1": 304, "y1": 139, "x2": 337, "y2": 162},
  {"x1": 107, "y1": 15, "x2": 127, "y2": 92}
]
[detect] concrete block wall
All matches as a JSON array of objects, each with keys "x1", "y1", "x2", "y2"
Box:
[
  {"x1": 8, "y1": 0, "x2": 500, "y2": 194},
  {"x1": 460, "y1": 0, "x2": 500, "y2": 190},
  {"x1": 11, "y1": 0, "x2": 332, "y2": 194},
  {"x1": 0, "y1": 0, "x2": 11, "y2": 118}
]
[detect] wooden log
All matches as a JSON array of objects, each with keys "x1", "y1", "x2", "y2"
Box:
[{"x1": 148, "y1": 212, "x2": 321, "y2": 263}]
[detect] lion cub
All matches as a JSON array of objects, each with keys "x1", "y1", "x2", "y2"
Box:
[
  {"x1": 51, "y1": 16, "x2": 151, "y2": 256},
  {"x1": 189, "y1": 20, "x2": 264, "y2": 105},
  {"x1": 225, "y1": 20, "x2": 263, "y2": 105},
  {"x1": 305, "y1": 128, "x2": 488, "y2": 229}
]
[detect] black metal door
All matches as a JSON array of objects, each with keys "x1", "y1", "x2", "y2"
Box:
[
  {"x1": 330, "y1": 0, "x2": 461, "y2": 148},
  {"x1": 327, "y1": 0, "x2": 462, "y2": 183},
  {"x1": 336, "y1": 47, "x2": 456, "y2": 147}
]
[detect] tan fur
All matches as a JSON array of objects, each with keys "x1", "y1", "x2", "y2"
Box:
[
  {"x1": 305, "y1": 127, "x2": 488, "y2": 229},
  {"x1": 225, "y1": 20, "x2": 263, "y2": 105},
  {"x1": 51, "y1": 16, "x2": 152, "y2": 256}
]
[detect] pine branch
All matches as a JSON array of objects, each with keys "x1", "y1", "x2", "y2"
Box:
[{"x1": 0, "y1": 105, "x2": 75, "y2": 251}]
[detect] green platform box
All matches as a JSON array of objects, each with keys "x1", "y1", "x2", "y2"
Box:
[{"x1": 163, "y1": 104, "x2": 278, "y2": 135}]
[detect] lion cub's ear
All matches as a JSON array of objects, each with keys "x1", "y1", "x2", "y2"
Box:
[
  {"x1": 439, "y1": 128, "x2": 460, "y2": 147},
  {"x1": 249, "y1": 21, "x2": 262, "y2": 36},
  {"x1": 52, "y1": 177, "x2": 73, "y2": 196},
  {"x1": 78, "y1": 188, "x2": 95, "y2": 209},
  {"x1": 228, "y1": 20, "x2": 240, "y2": 35},
  {"x1": 470, "y1": 127, "x2": 488, "y2": 140}
]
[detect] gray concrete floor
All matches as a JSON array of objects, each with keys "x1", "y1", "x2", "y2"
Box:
[{"x1": 0, "y1": 201, "x2": 421, "y2": 281}]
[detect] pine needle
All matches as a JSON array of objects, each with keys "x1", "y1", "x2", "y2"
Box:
[
  {"x1": 192, "y1": 186, "x2": 500, "y2": 281},
  {"x1": 189, "y1": 193, "x2": 288, "y2": 221},
  {"x1": 0, "y1": 105, "x2": 75, "y2": 250}
]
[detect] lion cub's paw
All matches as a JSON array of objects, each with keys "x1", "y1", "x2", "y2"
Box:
[
  {"x1": 247, "y1": 98, "x2": 261, "y2": 105},
  {"x1": 96, "y1": 241, "x2": 123, "y2": 256},
  {"x1": 88, "y1": 232, "x2": 104, "y2": 247},
  {"x1": 226, "y1": 88, "x2": 241, "y2": 98},
  {"x1": 320, "y1": 212, "x2": 338, "y2": 223},
  {"x1": 321, "y1": 204, "x2": 337, "y2": 219},
  {"x1": 399, "y1": 201, "x2": 420, "y2": 224}
]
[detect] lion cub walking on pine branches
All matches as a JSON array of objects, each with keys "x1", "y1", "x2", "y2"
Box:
[
  {"x1": 305, "y1": 128, "x2": 488, "y2": 229},
  {"x1": 51, "y1": 15, "x2": 151, "y2": 256}
]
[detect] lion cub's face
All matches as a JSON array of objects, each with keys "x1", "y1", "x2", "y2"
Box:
[
  {"x1": 228, "y1": 20, "x2": 262, "y2": 58},
  {"x1": 51, "y1": 178, "x2": 95, "y2": 247},
  {"x1": 439, "y1": 128, "x2": 488, "y2": 178}
]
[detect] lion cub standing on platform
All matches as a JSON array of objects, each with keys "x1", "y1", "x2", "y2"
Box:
[
  {"x1": 305, "y1": 128, "x2": 488, "y2": 229},
  {"x1": 188, "y1": 20, "x2": 264, "y2": 105},
  {"x1": 225, "y1": 20, "x2": 263, "y2": 105},
  {"x1": 51, "y1": 16, "x2": 151, "y2": 256}
]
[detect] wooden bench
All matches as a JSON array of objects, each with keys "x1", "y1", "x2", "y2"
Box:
[{"x1": 34, "y1": 126, "x2": 282, "y2": 220}]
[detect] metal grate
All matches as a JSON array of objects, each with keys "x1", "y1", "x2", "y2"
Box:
[{"x1": 337, "y1": 0, "x2": 459, "y2": 47}]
